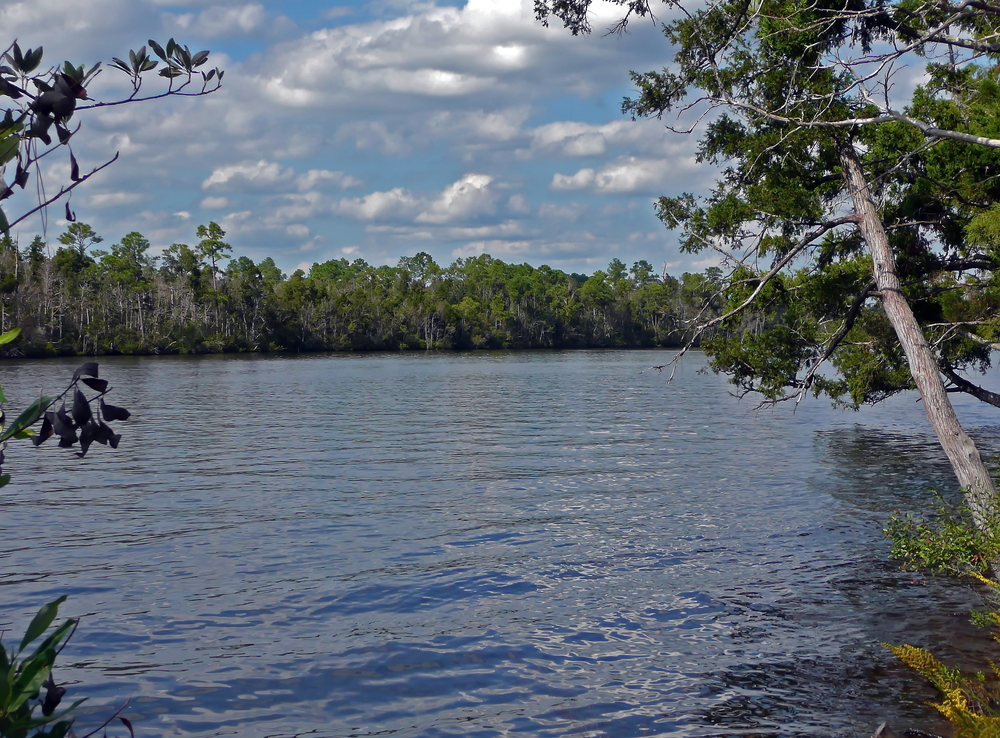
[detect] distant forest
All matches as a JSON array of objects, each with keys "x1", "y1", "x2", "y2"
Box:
[{"x1": 0, "y1": 222, "x2": 723, "y2": 357}]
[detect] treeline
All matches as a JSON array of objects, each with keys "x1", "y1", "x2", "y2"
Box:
[{"x1": 0, "y1": 222, "x2": 722, "y2": 357}]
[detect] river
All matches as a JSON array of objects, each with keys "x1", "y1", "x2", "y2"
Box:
[{"x1": 1, "y1": 350, "x2": 997, "y2": 737}]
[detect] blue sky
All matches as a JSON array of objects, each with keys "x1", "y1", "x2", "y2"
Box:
[{"x1": 3, "y1": 0, "x2": 722, "y2": 276}]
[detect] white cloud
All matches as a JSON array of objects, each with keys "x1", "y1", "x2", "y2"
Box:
[
  {"x1": 336, "y1": 188, "x2": 421, "y2": 221},
  {"x1": 201, "y1": 196, "x2": 229, "y2": 209},
  {"x1": 591, "y1": 157, "x2": 674, "y2": 193},
  {"x1": 550, "y1": 168, "x2": 595, "y2": 191},
  {"x1": 416, "y1": 174, "x2": 495, "y2": 224},
  {"x1": 203, "y1": 160, "x2": 295, "y2": 191},
  {"x1": 202, "y1": 161, "x2": 361, "y2": 194},
  {"x1": 551, "y1": 157, "x2": 679, "y2": 194}
]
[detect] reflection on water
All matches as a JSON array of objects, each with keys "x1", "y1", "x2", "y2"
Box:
[{"x1": 0, "y1": 350, "x2": 998, "y2": 737}]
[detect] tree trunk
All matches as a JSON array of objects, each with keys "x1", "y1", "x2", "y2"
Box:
[{"x1": 839, "y1": 140, "x2": 998, "y2": 528}]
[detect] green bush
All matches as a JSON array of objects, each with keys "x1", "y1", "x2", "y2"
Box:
[{"x1": 884, "y1": 496, "x2": 1000, "y2": 574}]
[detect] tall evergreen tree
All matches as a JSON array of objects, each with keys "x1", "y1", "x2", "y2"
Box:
[{"x1": 536, "y1": 0, "x2": 1000, "y2": 530}]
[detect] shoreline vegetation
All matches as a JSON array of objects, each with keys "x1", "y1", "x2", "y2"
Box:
[{"x1": 0, "y1": 224, "x2": 723, "y2": 359}]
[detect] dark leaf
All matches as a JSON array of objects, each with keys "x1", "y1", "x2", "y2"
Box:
[
  {"x1": 64, "y1": 202, "x2": 75, "y2": 222},
  {"x1": 70, "y1": 152, "x2": 79, "y2": 181},
  {"x1": 100, "y1": 399, "x2": 130, "y2": 422},
  {"x1": 0, "y1": 205, "x2": 7, "y2": 236},
  {"x1": 108, "y1": 431, "x2": 121, "y2": 449},
  {"x1": 81, "y1": 377, "x2": 108, "y2": 392},
  {"x1": 24, "y1": 47, "x2": 42, "y2": 74},
  {"x1": 119, "y1": 716, "x2": 135, "y2": 738},
  {"x1": 33, "y1": 415, "x2": 53, "y2": 445},
  {"x1": 15, "y1": 162, "x2": 28, "y2": 188},
  {"x1": 148, "y1": 39, "x2": 167, "y2": 61},
  {"x1": 52, "y1": 406, "x2": 76, "y2": 441},
  {"x1": 56, "y1": 124, "x2": 71, "y2": 145},
  {"x1": 71, "y1": 388, "x2": 91, "y2": 425},
  {"x1": 82, "y1": 61, "x2": 101, "y2": 85},
  {"x1": 77, "y1": 420, "x2": 94, "y2": 457},
  {"x1": 41, "y1": 674, "x2": 66, "y2": 716},
  {"x1": 29, "y1": 114, "x2": 53, "y2": 144},
  {"x1": 73, "y1": 361, "x2": 98, "y2": 380},
  {"x1": 91, "y1": 419, "x2": 111, "y2": 445},
  {"x1": 191, "y1": 50, "x2": 210, "y2": 67}
]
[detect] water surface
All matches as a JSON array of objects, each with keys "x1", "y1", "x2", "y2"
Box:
[{"x1": 1, "y1": 350, "x2": 997, "y2": 737}]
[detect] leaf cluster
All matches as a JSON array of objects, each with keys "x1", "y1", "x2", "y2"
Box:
[
  {"x1": 0, "y1": 37, "x2": 222, "y2": 238},
  {"x1": 0, "y1": 342, "x2": 130, "y2": 486}
]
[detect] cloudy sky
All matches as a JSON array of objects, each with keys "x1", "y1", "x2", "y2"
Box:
[{"x1": 2, "y1": 0, "x2": 720, "y2": 276}]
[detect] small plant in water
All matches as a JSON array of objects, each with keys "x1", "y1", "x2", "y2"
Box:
[
  {"x1": 884, "y1": 496, "x2": 1000, "y2": 736},
  {"x1": 0, "y1": 597, "x2": 134, "y2": 738},
  {"x1": 884, "y1": 495, "x2": 1000, "y2": 575}
]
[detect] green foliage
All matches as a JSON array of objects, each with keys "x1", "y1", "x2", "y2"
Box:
[
  {"x1": 0, "y1": 230, "x2": 728, "y2": 355},
  {"x1": 884, "y1": 497, "x2": 1000, "y2": 574},
  {"x1": 0, "y1": 597, "x2": 83, "y2": 738},
  {"x1": 541, "y1": 0, "x2": 1000, "y2": 414}
]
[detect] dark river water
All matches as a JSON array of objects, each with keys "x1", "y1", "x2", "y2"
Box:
[{"x1": 1, "y1": 350, "x2": 998, "y2": 737}]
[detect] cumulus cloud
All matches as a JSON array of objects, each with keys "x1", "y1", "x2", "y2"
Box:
[
  {"x1": 332, "y1": 174, "x2": 499, "y2": 225},
  {"x1": 202, "y1": 160, "x2": 361, "y2": 193},
  {"x1": 243, "y1": 0, "x2": 668, "y2": 113},
  {"x1": 551, "y1": 157, "x2": 680, "y2": 194},
  {"x1": 336, "y1": 188, "x2": 422, "y2": 221},
  {"x1": 203, "y1": 160, "x2": 295, "y2": 191},
  {"x1": 550, "y1": 168, "x2": 595, "y2": 191},
  {"x1": 416, "y1": 174, "x2": 495, "y2": 224}
]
